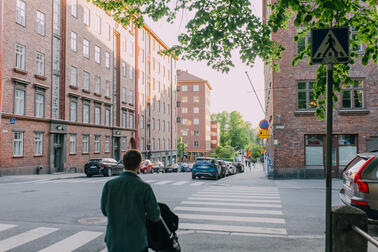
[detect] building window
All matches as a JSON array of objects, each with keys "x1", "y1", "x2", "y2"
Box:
[
  {"x1": 193, "y1": 96, "x2": 200, "y2": 103},
  {"x1": 94, "y1": 15, "x2": 101, "y2": 34},
  {"x1": 71, "y1": 32, "x2": 77, "y2": 52},
  {"x1": 158, "y1": 138, "x2": 161, "y2": 150},
  {"x1": 35, "y1": 93, "x2": 45, "y2": 118},
  {"x1": 122, "y1": 110, "x2": 127, "y2": 128},
  {"x1": 140, "y1": 115, "x2": 144, "y2": 129},
  {"x1": 106, "y1": 81, "x2": 111, "y2": 97},
  {"x1": 140, "y1": 137, "x2": 144, "y2": 151},
  {"x1": 157, "y1": 119, "x2": 160, "y2": 131},
  {"x1": 105, "y1": 107, "x2": 111, "y2": 126},
  {"x1": 16, "y1": 0, "x2": 26, "y2": 26},
  {"x1": 342, "y1": 80, "x2": 363, "y2": 109},
  {"x1": 13, "y1": 131, "x2": 24, "y2": 156},
  {"x1": 83, "y1": 39, "x2": 90, "y2": 58},
  {"x1": 95, "y1": 76, "x2": 101, "y2": 94},
  {"x1": 297, "y1": 81, "x2": 316, "y2": 110},
  {"x1": 129, "y1": 90, "x2": 134, "y2": 104},
  {"x1": 53, "y1": 37, "x2": 60, "y2": 71},
  {"x1": 163, "y1": 120, "x2": 166, "y2": 132},
  {"x1": 122, "y1": 38, "x2": 126, "y2": 53},
  {"x1": 14, "y1": 88, "x2": 25, "y2": 115},
  {"x1": 82, "y1": 135, "x2": 89, "y2": 153},
  {"x1": 163, "y1": 139, "x2": 166, "y2": 150},
  {"x1": 70, "y1": 99, "x2": 77, "y2": 122},
  {"x1": 193, "y1": 107, "x2": 199, "y2": 114},
  {"x1": 339, "y1": 135, "x2": 358, "y2": 167},
  {"x1": 129, "y1": 66, "x2": 133, "y2": 80},
  {"x1": 194, "y1": 141, "x2": 199, "y2": 147},
  {"x1": 122, "y1": 137, "x2": 127, "y2": 151},
  {"x1": 83, "y1": 103, "x2": 90, "y2": 123},
  {"x1": 122, "y1": 62, "x2": 126, "y2": 77},
  {"x1": 167, "y1": 121, "x2": 170, "y2": 132},
  {"x1": 36, "y1": 52, "x2": 45, "y2": 76},
  {"x1": 53, "y1": 0, "x2": 60, "y2": 34},
  {"x1": 305, "y1": 135, "x2": 324, "y2": 166},
  {"x1": 34, "y1": 132, "x2": 43, "y2": 155},
  {"x1": 351, "y1": 27, "x2": 362, "y2": 52},
  {"x1": 83, "y1": 71, "x2": 90, "y2": 91},
  {"x1": 122, "y1": 87, "x2": 127, "y2": 102},
  {"x1": 105, "y1": 136, "x2": 110, "y2": 152},
  {"x1": 163, "y1": 103, "x2": 166, "y2": 113},
  {"x1": 95, "y1": 46, "x2": 101, "y2": 63},
  {"x1": 158, "y1": 101, "x2": 161, "y2": 112},
  {"x1": 36, "y1": 11, "x2": 45, "y2": 35},
  {"x1": 94, "y1": 135, "x2": 100, "y2": 153},
  {"x1": 182, "y1": 129, "x2": 188, "y2": 136},
  {"x1": 71, "y1": 0, "x2": 77, "y2": 17},
  {"x1": 105, "y1": 52, "x2": 110, "y2": 68},
  {"x1": 105, "y1": 23, "x2": 110, "y2": 41},
  {"x1": 70, "y1": 66, "x2": 77, "y2": 86},
  {"x1": 15, "y1": 43, "x2": 25, "y2": 70},
  {"x1": 296, "y1": 28, "x2": 309, "y2": 54},
  {"x1": 194, "y1": 130, "x2": 199, "y2": 136},
  {"x1": 194, "y1": 118, "x2": 199, "y2": 125},
  {"x1": 152, "y1": 138, "x2": 155, "y2": 150},
  {"x1": 94, "y1": 106, "x2": 101, "y2": 125},
  {"x1": 69, "y1": 134, "x2": 76, "y2": 154},
  {"x1": 129, "y1": 112, "x2": 134, "y2": 128},
  {"x1": 182, "y1": 118, "x2": 187, "y2": 125},
  {"x1": 181, "y1": 107, "x2": 188, "y2": 114},
  {"x1": 83, "y1": 7, "x2": 90, "y2": 26},
  {"x1": 193, "y1": 85, "x2": 199, "y2": 91},
  {"x1": 182, "y1": 85, "x2": 188, "y2": 91},
  {"x1": 181, "y1": 96, "x2": 188, "y2": 103},
  {"x1": 152, "y1": 118, "x2": 155, "y2": 131}
]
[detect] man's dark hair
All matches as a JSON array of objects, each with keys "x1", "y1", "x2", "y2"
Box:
[{"x1": 123, "y1": 149, "x2": 142, "y2": 170}]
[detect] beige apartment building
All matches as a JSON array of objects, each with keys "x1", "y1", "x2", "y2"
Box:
[
  {"x1": 177, "y1": 70, "x2": 212, "y2": 162},
  {"x1": 0, "y1": 0, "x2": 177, "y2": 175}
]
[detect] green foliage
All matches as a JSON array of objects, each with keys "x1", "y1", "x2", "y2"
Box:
[
  {"x1": 246, "y1": 144, "x2": 264, "y2": 163},
  {"x1": 177, "y1": 138, "x2": 187, "y2": 158},
  {"x1": 215, "y1": 145, "x2": 236, "y2": 160}
]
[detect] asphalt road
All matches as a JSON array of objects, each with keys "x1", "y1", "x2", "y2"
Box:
[{"x1": 0, "y1": 164, "x2": 377, "y2": 252}]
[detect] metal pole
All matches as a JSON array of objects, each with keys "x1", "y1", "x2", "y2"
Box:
[
  {"x1": 245, "y1": 71, "x2": 265, "y2": 114},
  {"x1": 325, "y1": 63, "x2": 333, "y2": 252}
]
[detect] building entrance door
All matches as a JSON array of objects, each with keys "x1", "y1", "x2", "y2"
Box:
[
  {"x1": 53, "y1": 134, "x2": 64, "y2": 172},
  {"x1": 113, "y1": 137, "x2": 120, "y2": 161}
]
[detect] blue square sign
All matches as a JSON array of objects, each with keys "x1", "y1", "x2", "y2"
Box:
[
  {"x1": 10, "y1": 118, "x2": 16, "y2": 125},
  {"x1": 311, "y1": 27, "x2": 349, "y2": 64}
]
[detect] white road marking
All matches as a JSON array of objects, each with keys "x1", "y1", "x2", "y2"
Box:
[
  {"x1": 174, "y1": 206, "x2": 283, "y2": 215},
  {"x1": 39, "y1": 231, "x2": 102, "y2": 252},
  {"x1": 205, "y1": 188, "x2": 279, "y2": 193},
  {"x1": 144, "y1": 180, "x2": 157, "y2": 183},
  {"x1": 2, "y1": 179, "x2": 52, "y2": 185},
  {"x1": 178, "y1": 213, "x2": 285, "y2": 224},
  {"x1": 190, "y1": 182, "x2": 205, "y2": 186},
  {"x1": 180, "y1": 200, "x2": 282, "y2": 208},
  {"x1": 65, "y1": 179, "x2": 91, "y2": 183},
  {"x1": 85, "y1": 179, "x2": 109, "y2": 184},
  {"x1": 0, "y1": 227, "x2": 59, "y2": 251},
  {"x1": 172, "y1": 181, "x2": 188, "y2": 186},
  {"x1": 197, "y1": 191, "x2": 280, "y2": 196},
  {"x1": 192, "y1": 194, "x2": 280, "y2": 199},
  {"x1": 154, "y1": 180, "x2": 172, "y2": 185},
  {"x1": 0, "y1": 224, "x2": 17, "y2": 232},
  {"x1": 188, "y1": 197, "x2": 281, "y2": 203},
  {"x1": 179, "y1": 223, "x2": 287, "y2": 235}
]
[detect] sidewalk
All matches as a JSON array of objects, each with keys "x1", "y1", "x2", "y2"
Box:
[{"x1": 0, "y1": 172, "x2": 85, "y2": 183}]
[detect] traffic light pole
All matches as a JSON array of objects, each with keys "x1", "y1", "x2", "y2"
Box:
[{"x1": 325, "y1": 63, "x2": 333, "y2": 252}]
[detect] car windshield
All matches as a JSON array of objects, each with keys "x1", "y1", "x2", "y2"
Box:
[
  {"x1": 196, "y1": 159, "x2": 214, "y2": 165},
  {"x1": 345, "y1": 157, "x2": 368, "y2": 175}
]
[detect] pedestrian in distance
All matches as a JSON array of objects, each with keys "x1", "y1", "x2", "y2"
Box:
[{"x1": 101, "y1": 149, "x2": 161, "y2": 252}]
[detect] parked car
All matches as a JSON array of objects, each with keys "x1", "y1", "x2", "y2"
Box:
[
  {"x1": 234, "y1": 162, "x2": 245, "y2": 173},
  {"x1": 84, "y1": 158, "x2": 124, "y2": 177},
  {"x1": 339, "y1": 151, "x2": 378, "y2": 219},
  {"x1": 140, "y1": 160, "x2": 154, "y2": 174},
  {"x1": 166, "y1": 163, "x2": 179, "y2": 173},
  {"x1": 180, "y1": 162, "x2": 189, "y2": 172},
  {"x1": 217, "y1": 160, "x2": 227, "y2": 178},
  {"x1": 226, "y1": 161, "x2": 237, "y2": 175},
  {"x1": 192, "y1": 157, "x2": 222, "y2": 180},
  {"x1": 151, "y1": 161, "x2": 164, "y2": 173}
]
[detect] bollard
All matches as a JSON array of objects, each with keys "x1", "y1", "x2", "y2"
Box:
[{"x1": 332, "y1": 205, "x2": 368, "y2": 252}]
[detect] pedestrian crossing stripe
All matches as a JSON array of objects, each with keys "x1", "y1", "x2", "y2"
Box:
[
  {"x1": 188, "y1": 197, "x2": 281, "y2": 203},
  {"x1": 180, "y1": 201, "x2": 282, "y2": 208},
  {"x1": 177, "y1": 213, "x2": 285, "y2": 224},
  {"x1": 192, "y1": 194, "x2": 280, "y2": 199},
  {"x1": 179, "y1": 223, "x2": 287, "y2": 235},
  {"x1": 154, "y1": 180, "x2": 172, "y2": 185},
  {"x1": 172, "y1": 181, "x2": 188, "y2": 185},
  {"x1": 0, "y1": 224, "x2": 17, "y2": 232},
  {"x1": 174, "y1": 206, "x2": 283, "y2": 215}
]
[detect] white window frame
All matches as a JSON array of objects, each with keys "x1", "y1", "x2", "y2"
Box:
[
  {"x1": 35, "y1": 93, "x2": 44, "y2": 118},
  {"x1": 83, "y1": 39, "x2": 90, "y2": 58},
  {"x1": 83, "y1": 71, "x2": 90, "y2": 91},
  {"x1": 83, "y1": 7, "x2": 90, "y2": 26},
  {"x1": 105, "y1": 107, "x2": 111, "y2": 126},
  {"x1": 82, "y1": 135, "x2": 89, "y2": 153},
  {"x1": 36, "y1": 52, "x2": 45, "y2": 76},
  {"x1": 122, "y1": 62, "x2": 126, "y2": 77},
  {"x1": 122, "y1": 110, "x2": 127, "y2": 128},
  {"x1": 94, "y1": 135, "x2": 100, "y2": 153},
  {"x1": 106, "y1": 81, "x2": 110, "y2": 97},
  {"x1": 122, "y1": 87, "x2": 127, "y2": 102},
  {"x1": 95, "y1": 46, "x2": 101, "y2": 63},
  {"x1": 34, "y1": 132, "x2": 43, "y2": 155},
  {"x1": 129, "y1": 113, "x2": 134, "y2": 128},
  {"x1": 13, "y1": 131, "x2": 24, "y2": 156},
  {"x1": 193, "y1": 107, "x2": 199, "y2": 114},
  {"x1": 83, "y1": 103, "x2": 90, "y2": 123},
  {"x1": 69, "y1": 134, "x2": 76, "y2": 154},
  {"x1": 71, "y1": 0, "x2": 77, "y2": 17},
  {"x1": 182, "y1": 107, "x2": 187, "y2": 114},
  {"x1": 122, "y1": 137, "x2": 127, "y2": 151},
  {"x1": 14, "y1": 88, "x2": 25, "y2": 115},
  {"x1": 95, "y1": 76, "x2": 101, "y2": 94},
  {"x1": 15, "y1": 43, "x2": 25, "y2": 70},
  {"x1": 194, "y1": 118, "x2": 199, "y2": 125},
  {"x1": 71, "y1": 32, "x2": 77, "y2": 52},
  {"x1": 94, "y1": 106, "x2": 101, "y2": 125},
  {"x1": 194, "y1": 141, "x2": 199, "y2": 147},
  {"x1": 105, "y1": 52, "x2": 110, "y2": 68},
  {"x1": 105, "y1": 136, "x2": 110, "y2": 152},
  {"x1": 193, "y1": 85, "x2": 199, "y2": 91},
  {"x1": 105, "y1": 23, "x2": 110, "y2": 41},
  {"x1": 181, "y1": 85, "x2": 188, "y2": 91},
  {"x1": 94, "y1": 15, "x2": 101, "y2": 34},
  {"x1": 70, "y1": 66, "x2": 77, "y2": 86},
  {"x1": 16, "y1": 0, "x2": 26, "y2": 26},
  {"x1": 70, "y1": 99, "x2": 77, "y2": 122},
  {"x1": 36, "y1": 11, "x2": 45, "y2": 36}
]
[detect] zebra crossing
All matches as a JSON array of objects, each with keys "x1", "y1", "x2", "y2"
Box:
[
  {"x1": 175, "y1": 185, "x2": 288, "y2": 237},
  {"x1": 0, "y1": 224, "x2": 103, "y2": 252},
  {"x1": 2, "y1": 178, "x2": 206, "y2": 187}
]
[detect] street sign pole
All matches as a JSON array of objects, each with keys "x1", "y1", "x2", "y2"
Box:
[{"x1": 325, "y1": 63, "x2": 333, "y2": 252}]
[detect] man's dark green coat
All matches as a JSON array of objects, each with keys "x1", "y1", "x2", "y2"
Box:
[{"x1": 101, "y1": 171, "x2": 161, "y2": 252}]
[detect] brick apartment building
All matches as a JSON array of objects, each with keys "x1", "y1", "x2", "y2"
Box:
[
  {"x1": 177, "y1": 70, "x2": 212, "y2": 162},
  {"x1": 211, "y1": 121, "x2": 220, "y2": 151},
  {"x1": 0, "y1": 0, "x2": 177, "y2": 175},
  {"x1": 262, "y1": 1, "x2": 378, "y2": 178}
]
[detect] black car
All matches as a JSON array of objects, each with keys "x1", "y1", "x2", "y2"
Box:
[
  {"x1": 234, "y1": 162, "x2": 245, "y2": 173},
  {"x1": 84, "y1": 158, "x2": 124, "y2": 177}
]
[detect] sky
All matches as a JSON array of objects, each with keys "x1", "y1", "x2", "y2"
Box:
[{"x1": 146, "y1": 1, "x2": 265, "y2": 128}]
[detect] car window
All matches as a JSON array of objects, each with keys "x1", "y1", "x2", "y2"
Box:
[
  {"x1": 344, "y1": 157, "x2": 369, "y2": 176},
  {"x1": 363, "y1": 158, "x2": 378, "y2": 179},
  {"x1": 89, "y1": 159, "x2": 102, "y2": 163},
  {"x1": 196, "y1": 159, "x2": 214, "y2": 165}
]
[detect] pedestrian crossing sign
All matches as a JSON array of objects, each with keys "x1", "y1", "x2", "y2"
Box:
[{"x1": 311, "y1": 27, "x2": 349, "y2": 64}]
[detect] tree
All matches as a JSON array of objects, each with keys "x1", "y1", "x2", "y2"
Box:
[
  {"x1": 176, "y1": 138, "x2": 187, "y2": 161},
  {"x1": 215, "y1": 145, "x2": 236, "y2": 161},
  {"x1": 211, "y1": 111, "x2": 229, "y2": 146},
  {"x1": 228, "y1": 111, "x2": 249, "y2": 151},
  {"x1": 92, "y1": 0, "x2": 377, "y2": 118}
]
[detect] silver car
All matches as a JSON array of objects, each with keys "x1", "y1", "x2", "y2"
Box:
[{"x1": 339, "y1": 152, "x2": 378, "y2": 219}]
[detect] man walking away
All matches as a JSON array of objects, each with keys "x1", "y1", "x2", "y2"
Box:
[{"x1": 101, "y1": 149, "x2": 161, "y2": 252}]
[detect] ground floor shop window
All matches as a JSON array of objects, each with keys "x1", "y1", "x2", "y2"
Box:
[
  {"x1": 121, "y1": 137, "x2": 127, "y2": 151},
  {"x1": 305, "y1": 135, "x2": 324, "y2": 167},
  {"x1": 339, "y1": 134, "x2": 357, "y2": 167}
]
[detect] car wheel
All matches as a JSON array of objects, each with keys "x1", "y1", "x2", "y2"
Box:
[
  {"x1": 86, "y1": 174, "x2": 92, "y2": 177},
  {"x1": 151, "y1": 169, "x2": 154, "y2": 174},
  {"x1": 192, "y1": 174, "x2": 196, "y2": 179},
  {"x1": 104, "y1": 168, "x2": 112, "y2": 177}
]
